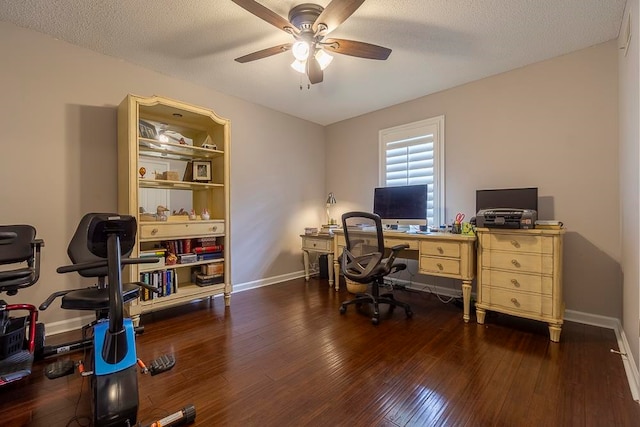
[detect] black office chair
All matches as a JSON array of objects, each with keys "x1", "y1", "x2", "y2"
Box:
[{"x1": 338, "y1": 211, "x2": 413, "y2": 325}]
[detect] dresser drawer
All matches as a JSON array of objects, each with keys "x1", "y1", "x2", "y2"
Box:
[
  {"x1": 140, "y1": 221, "x2": 224, "y2": 240},
  {"x1": 480, "y1": 269, "x2": 553, "y2": 295},
  {"x1": 420, "y1": 240, "x2": 460, "y2": 258},
  {"x1": 481, "y1": 233, "x2": 553, "y2": 255},
  {"x1": 419, "y1": 256, "x2": 460, "y2": 276},
  {"x1": 483, "y1": 287, "x2": 552, "y2": 316},
  {"x1": 302, "y1": 237, "x2": 332, "y2": 252},
  {"x1": 481, "y1": 251, "x2": 553, "y2": 275}
]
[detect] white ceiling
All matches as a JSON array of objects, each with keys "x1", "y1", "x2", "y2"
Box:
[{"x1": 0, "y1": 0, "x2": 626, "y2": 125}]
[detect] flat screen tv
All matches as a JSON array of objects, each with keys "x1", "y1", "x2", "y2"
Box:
[
  {"x1": 475, "y1": 187, "x2": 538, "y2": 213},
  {"x1": 373, "y1": 184, "x2": 428, "y2": 228}
]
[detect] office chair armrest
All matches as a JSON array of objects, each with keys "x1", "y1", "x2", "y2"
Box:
[
  {"x1": 390, "y1": 244, "x2": 409, "y2": 252},
  {"x1": 385, "y1": 244, "x2": 409, "y2": 268}
]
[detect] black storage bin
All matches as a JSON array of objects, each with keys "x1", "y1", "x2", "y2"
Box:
[{"x1": 318, "y1": 254, "x2": 329, "y2": 279}]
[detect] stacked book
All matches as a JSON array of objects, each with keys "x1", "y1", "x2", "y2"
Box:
[
  {"x1": 193, "y1": 238, "x2": 224, "y2": 261},
  {"x1": 139, "y1": 269, "x2": 177, "y2": 301},
  {"x1": 195, "y1": 263, "x2": 224, "y2": 287}
]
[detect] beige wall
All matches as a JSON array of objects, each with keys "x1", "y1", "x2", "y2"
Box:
[
  {"x1": 0, "y1": 21, "x2": 326, "y2": 325},
  {"x1": 619, "y1": 0, "x2": 640, "y2": 375},
  {"x1": 326, "y1": 41, "x2": 621, "y2": 318}
]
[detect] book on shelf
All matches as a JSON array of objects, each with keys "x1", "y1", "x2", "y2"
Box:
[
  {"x1": 139, "y1": 269, "x2": 177, "y2": 301},
  {"x1": 193, "y1": 245, "x2": 223, "y2": 254}
]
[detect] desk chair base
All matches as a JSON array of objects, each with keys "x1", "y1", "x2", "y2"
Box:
[{"x1": 339, "y1": 281, "x2": 413, "y2": 325}]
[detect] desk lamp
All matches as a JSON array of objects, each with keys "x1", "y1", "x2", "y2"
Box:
[{"x1": 325, "y1": 192, "x2": 337, "y2": 226}]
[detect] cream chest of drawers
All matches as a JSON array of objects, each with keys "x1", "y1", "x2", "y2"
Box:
[{"x1": 475, "y1": 228, "x2": 565, "y2": 342}]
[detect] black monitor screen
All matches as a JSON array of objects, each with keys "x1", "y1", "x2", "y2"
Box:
[
  {"x1": 373, "y1": 185, "x2": 428, "y2": 224},
  {"x1": 476, "y1": 187, "x2": 538, "y2": 212}
]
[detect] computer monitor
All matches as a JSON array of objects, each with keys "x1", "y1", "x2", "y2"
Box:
[
  {"x1": 475, "y1": 187, "x2": 538, "y2": 212},
  {"x1": 373, "y1": 184, "x2": 428, "y2": 228}
]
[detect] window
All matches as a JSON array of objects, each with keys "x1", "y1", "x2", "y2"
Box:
[{"x1": 379, "y1": 116, "x2": 445, "y2": 227}]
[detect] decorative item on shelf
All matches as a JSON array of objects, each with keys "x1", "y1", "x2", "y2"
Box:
[
  {"x1": 165, "y1": 253, "x2": 178, "y2": 266},
  {"x1": 325, "y1": 192, "x2": 337, "y2": 226},
  {"x1": 138, "y1": 120, "x2": 157, "y2": 139},
  {"x1": 139, "y1": 167, "x2": 146, "y2": 179},
  {"x1": 172, "y1": 208, "x2": 189, "y2": 216},
  {"x1": 156, "y1": 205, "x2": 169, "y2": 222},
  {"x1": 202, "y1": 136, "x2": 216, "y2": 150},
  {"x1": 188, "y1": 209, "x2": 197, "y2": 220},
  {"x1": 192, "y1": 160, "x2": 212, "y2": 182},
  {"x1": 201, "y1": 209, "x2": 210, "y2": 221},
  {"x1": 182, "y1": 161, "x2": 193, "y2": 181},
  {"x1": 158, "y1": 130, "x2": 193, "y2": 146},
  {"x1": 159, "y1": 171, "x2": 180, "y2": 181}
]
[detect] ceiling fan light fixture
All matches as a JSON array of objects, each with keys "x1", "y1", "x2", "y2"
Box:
[
  {"x1": 291, "y1": 59, "x2": 306, "y2": 74},
  {"x1": 292, "y1": 40, "x2": 310, "y2": 61},
  {"x1": 315, "y1": 49, "x2": 333, "y2": 70}
]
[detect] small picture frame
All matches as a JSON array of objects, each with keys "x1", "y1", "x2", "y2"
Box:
[
  {"x1": 192, "y1": 160, "x2": 212, "y2": 182},
  {"x1": 138, "y1": 120, "x2": 157, "y2": 139}
]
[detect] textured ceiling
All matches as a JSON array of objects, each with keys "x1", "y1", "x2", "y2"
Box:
[{"x1": 0, "y1": 0, "x2": 626, "y2": 125}]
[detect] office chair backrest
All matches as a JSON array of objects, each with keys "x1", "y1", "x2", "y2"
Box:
[
  {"x1": 342, "y1": 211, "x2": 385, "y2": 256},
  {"x1": 67, "y1": 213, "x2": 135, "y2": 278}
]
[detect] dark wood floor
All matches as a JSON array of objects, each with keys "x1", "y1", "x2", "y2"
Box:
[{"x1": 1, "y1": 277, "x2": 639, "y2": 426}]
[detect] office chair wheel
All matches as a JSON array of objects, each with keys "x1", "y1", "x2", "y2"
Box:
[
  {"x1": 405, "y1": 309, "x2": 413, "y2": 318},
  {"x1": 339, "y1": 305, "x2": 347, "y2": 314},
  {"x1": 371, "y1": 317, "x2": 379, "y2": 325}
]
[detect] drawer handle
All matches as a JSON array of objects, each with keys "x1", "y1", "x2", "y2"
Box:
[
  {"x1": 510, "y1": 279, "x2": 520, "y2": 287},
  {"x1": 511, "y1": 259, "x2": 520, "y2": 267},
  {"x1": 211, "y1": 226, "x2": 218, "y2": 232},
  {"x1": 312, "y1": 243, "x2": 317, "y2": 247},
  {"x1": 436, "y1": 263, "x2": 443, "y2": 270},
  {"x1": 151, "y1": 228, "x2": 158, "y2": 235},
  {"x1": 510, "y1": 298, "x2": 520, "y2": 307},
  {"x1": 437, "y1": 246, "x2": 444, "y2": 254},
  {"x1": 510, "y1": 240, "x2": 520, "y2": 248}
]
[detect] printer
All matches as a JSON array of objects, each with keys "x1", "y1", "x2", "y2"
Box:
[{"x1": 475, "y1": 208, "x2": 537, "y2": 229}]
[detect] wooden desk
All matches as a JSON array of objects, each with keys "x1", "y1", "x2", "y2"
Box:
[
  {"x1": 300, "y1": 234, "x2": 335, "y2": 288},
  {"x1": 332, "y1": 230, "x2": 477, "y2": 322}
]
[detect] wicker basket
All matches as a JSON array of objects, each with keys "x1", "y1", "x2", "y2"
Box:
[{"x1": 345, "y1": 279, "x2": 369, "y2": 294}]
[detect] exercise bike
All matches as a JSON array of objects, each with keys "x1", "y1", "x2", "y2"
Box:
[{"x1": 41, "y1": 213, "x2": 195, "y2": 427}]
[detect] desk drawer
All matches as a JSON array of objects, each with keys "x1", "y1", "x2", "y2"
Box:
[
  {"x1": 481, "y1": 233, "x2": 553, "y2": 255},
  {"x1": 420, "y1": 240, "x2": 461, "y2": 258},
  {"x1": 140, "y1": 221, "x2": 224, "y2": 240},
  {"x1": 302, "y1": 237, "x2": 332, "y2": 251},
  {"x1": 482, "y1": 287, "x2": 552, "y2": 316},
  {"x1": 480, "y1": 269, "x2": 552, "y2": 295},
  {"x1": 481, "y1": 251, "x2": 552, "y2": 275},
  {"x1": 384, "y1": 238, "x2": 418, "y2": 250},
  {"x1": 419, "y1": 256, "x2": 460, "y2": 276}
]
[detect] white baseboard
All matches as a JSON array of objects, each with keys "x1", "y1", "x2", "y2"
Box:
[
  {"x1": 45, "y1": 313, "x2": 96, "y2": 336},
  {"x1": 42, "y1": 272, "x2": 640, "y2": 403}
]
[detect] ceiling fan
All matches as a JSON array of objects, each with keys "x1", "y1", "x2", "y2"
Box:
[{"x1": 231, "y1": 0, "x2": 392, "y2": 84}]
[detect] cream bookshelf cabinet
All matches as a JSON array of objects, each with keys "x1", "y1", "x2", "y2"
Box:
[
  {"x1": 475, "y1": 228, "x2": 565, "y2": 342},
  {"x1": 117, "y1": 94, "x2": 231, "y2": 323}
]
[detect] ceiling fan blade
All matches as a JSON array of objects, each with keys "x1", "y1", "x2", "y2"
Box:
[
  {"x1": 231, "y1": 0, "x2": 298, "y2": 35},
  {"x1": 312, "y1": 0, "x2": 366, "y2": 34},
  {"x1": 235, "y1": 43, "x2": 292, "y2": 63},
  {"x1": 307, "y1": 56, "x2": 323, "y2": 84},
  {"x1": 323, "y1": 38, "x2": 391, "y2": 60}
]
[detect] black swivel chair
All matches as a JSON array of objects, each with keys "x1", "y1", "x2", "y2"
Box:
[{"x1": 338, "y1": 211, "x2": 413, "y2": 325}]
